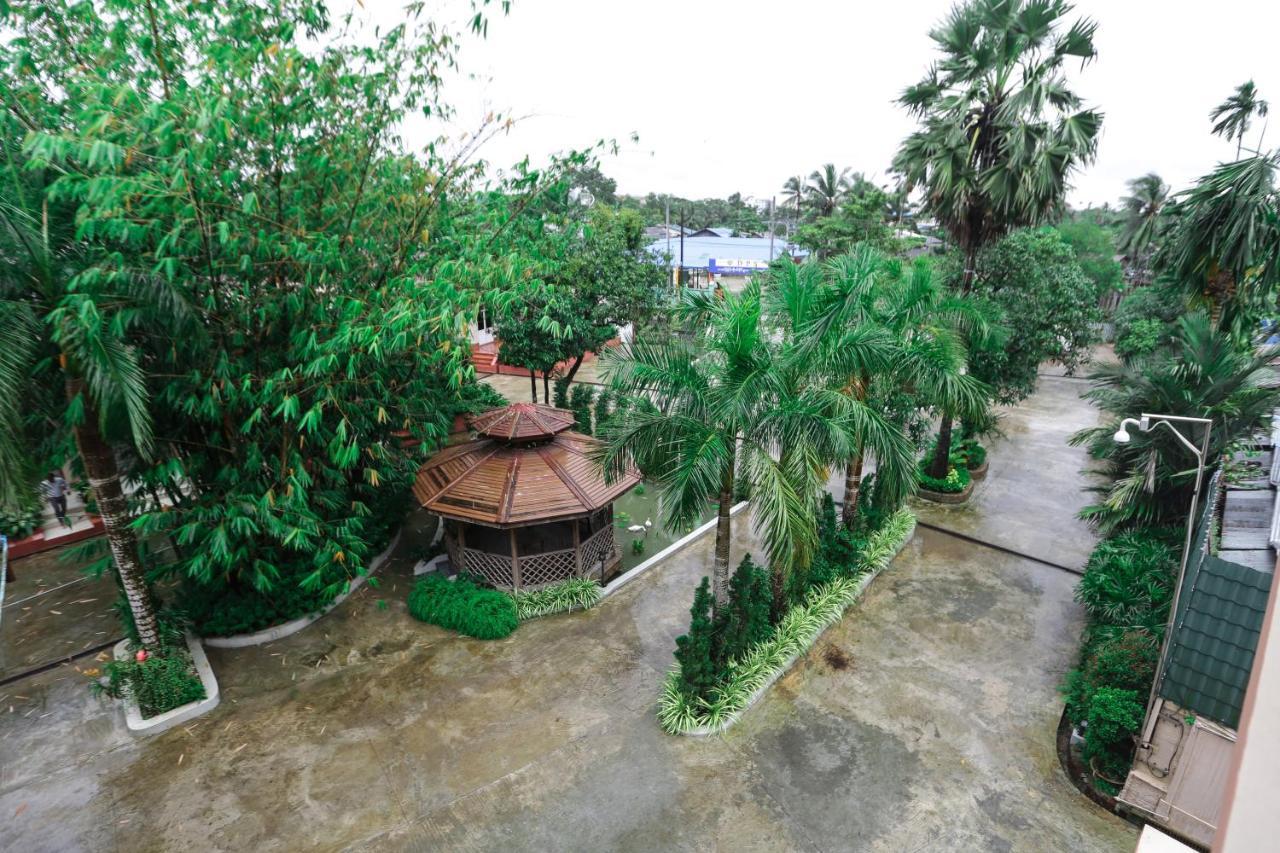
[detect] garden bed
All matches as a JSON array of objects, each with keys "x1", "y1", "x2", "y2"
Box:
[
  {"x1": 916, "y1": 481, "x2": 974, "y2": 504},
  {"x1": 968, "y1": 459, "x2": 989, "y2": 480},
  {"x1": 203, "y1": 527, "x2": 401, "y2": 648},
  {"x1": 112, "y1": 634, "x2": 220, "y2": 736},
  {"x1": 658, "y1": 508, "x2": 916, "y2": 736}
]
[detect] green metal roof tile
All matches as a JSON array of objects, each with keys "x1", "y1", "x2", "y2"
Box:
[{"x1": 1160, "y1": 549, "x2": 1272, "y2": 729}]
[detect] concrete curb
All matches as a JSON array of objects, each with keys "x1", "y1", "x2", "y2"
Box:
[
  {"x1": 916, "y1": 481, "x2": 974, "y2": 504},
  {"x1": 114, "y1": 633, "x2": 220, "y2": 736},
  {"x1": 600, "y1": 502, "x2": 750, "y2": 600},
  {"x1": 680, "y1": 517, "x2": 917, "y2": 738},
  {"x1": 203, "y1": 528, "x2": 402, "y2": 648}
]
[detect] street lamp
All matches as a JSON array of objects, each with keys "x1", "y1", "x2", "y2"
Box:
[{"x1": 1113, "y1": 412, "x2": 1213, "y2": 749}]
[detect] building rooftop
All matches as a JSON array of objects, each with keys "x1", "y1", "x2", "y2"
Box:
[{"x1": 644, "y1": 234, "x2": 807, "y2": 272}]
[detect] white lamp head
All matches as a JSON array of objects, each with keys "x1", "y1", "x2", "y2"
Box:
[{"x1": 1114, "y1": 427, "x2": 1131, "y2": 444}]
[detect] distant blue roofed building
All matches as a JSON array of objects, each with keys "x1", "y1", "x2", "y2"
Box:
[{"x1": 645, "y1": 234, "x2": 807, "y2": 292}]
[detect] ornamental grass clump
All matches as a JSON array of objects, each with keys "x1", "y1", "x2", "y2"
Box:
[
  {"x1": 658, "y1": 508, "x2": 915, "y2": 735},
  {"x1": 511, "y1": 577, "x2": 601, "y2": 620},
  {"x1": 408, "y1": 574, "x2": 518, "y2": 640}
]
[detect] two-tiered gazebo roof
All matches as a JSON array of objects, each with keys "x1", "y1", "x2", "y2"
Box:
[{"x1": 413, "y1": 403, "x2": 639, "y2": 591}]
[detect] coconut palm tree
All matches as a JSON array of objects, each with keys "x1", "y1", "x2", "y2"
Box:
[
  {"x1": 597, "y1": 283, "x2": 854, "y2": 611},
  {"x1": 892, "y1": 0, "x2": 1103, "y2": 478},
  {"x1": 1211, "y1": 80, "x2": 1270, "y2": 159},
  {"x1": 1117, "y1": 173, "x2": 1170, "y2": 269},
  {"x1": 781, "y1": 175, "x2": 805, "y2": 216},
  {"x1": 1073, "y1": 312, "x2": 1280, "y2": 533},
  {"x1": 0, "y1": 140, "x2": 170, "y2": 649},
  {"x1": 805, "y1": 164, "x2": 852, "y2": 218}
]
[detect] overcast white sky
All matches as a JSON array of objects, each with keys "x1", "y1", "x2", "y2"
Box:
[{"x1": 364, "y1": 0, "x2": 1280, "y2": 208}]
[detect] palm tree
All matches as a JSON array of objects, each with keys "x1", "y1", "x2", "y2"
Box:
[
  {"x1": 805, "y1": 164, "x2": 852, "y2": 218},
  {"x1": 1156, "y1": 153, "x2": 1280, "y2": 332},
  {"x1": 597, "y1": 283, "x2": 853, "y2": 611},
  {"x1": 1117, "y1": 173, "x2": 1170, "y2": 269},
  {"x1": 892, "y1": 0, "x2": 1102, "y2": 478},
  {"x1": 1072, "y1": 312, "x2": 1280, "y2": 533},
  {"x1": 1211, "y1": 80, "x2": 1270, "y2": 158},
  {"x1": 781, "y1": 175, "x2": 805, "y2": 216},
  {"x1": 0, "y1": 141, "x2": 168, "y2": 649}
]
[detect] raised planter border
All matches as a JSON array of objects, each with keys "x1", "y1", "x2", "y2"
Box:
[
  {"x1": 204, "y1": 527, "x2": 402, "y2": 648},
  {"x1": 968, "y1": 459, "x2": 989, "y2": 480},
  {"x1": 601, "y1": 501, "x2": 750, "y2": 600},
  {"x1": 113, "y1": 633, "x2": 220, "y2": 736},
  {"x1": 667, "y1": 510, "x2": 917, "y2": 737},
  {"x1": 916, "y1": 480, "x2": 974, "y2": 504}
]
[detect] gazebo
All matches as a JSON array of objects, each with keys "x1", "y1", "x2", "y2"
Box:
[{"x1": 413, "y1": 403, "x2": 640, "y2": 591}]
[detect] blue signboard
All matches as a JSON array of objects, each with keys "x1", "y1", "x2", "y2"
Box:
[{"x1": 708, "y1": 257, "x2": 769, "y2": 276}]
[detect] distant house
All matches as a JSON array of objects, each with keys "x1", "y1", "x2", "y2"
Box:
[
  {"x1": 643, "y1": 223, "x2": 693, "y2": 240},
  {"x1": 687, "y1": 226, "x2": 734, "y2": 238},
  {"x1": 645, "y1": 234, "x2": 807, "y2": 292}
]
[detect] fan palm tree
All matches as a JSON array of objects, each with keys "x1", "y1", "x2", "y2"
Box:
[
  {"x1": 597, "y1": 283, "x2": 854, "y2": 611},
  {"x1": 1072, "y1": 312, "x2": 1280, "y2": 533},
  {"x1": 1211, "y1": 80, "x2": 1270, "y2": 159},
  {"x1": 1117, "y1": 173, "x2": 1170, "y2": 267},
  {"x1": 892, "y1": 0, "x2": 1102, "y2": 476},
  {"x1": 0, "y1": 140, "x2": 169, "y2": 649},
  {"x1": 805, "y1": 164, "x2": 852, "y2": 218}
]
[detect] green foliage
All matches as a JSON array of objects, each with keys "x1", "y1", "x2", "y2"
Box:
[
  {"x1": 1056, "y1": 217, "x2": 1124, "y2": 298},
  {"x1": 658, "y1": 509, "x2": 915, "y2": 734},
  {"x1": 569, "y1": 383, "x2": 596, "y2": 435},
  {"x1": 793, "y1": 180, "x2": 896, "y2": 259},
  {"x1": 1074, "y1": 313, "x2": 1280, "y2": 532},
  {"x1": 0, "y1": 490, "x2": 42, "y2": 540},
  {"x1": 1076, "y1": 532, "x2": 1178, "y2": 636},
  {"x1": 407, "y1": 574, "x2": 518, "y2": 640},
  {"x1": 673, "y1": 577, "x2": 719, "y2": 704},
  {"x1": 593, "y1": 389, "x2": 613, "y2": 432},
  {"x1": 714, "y1": 555, "x2": 773, "y2": 666},
  {"x1": 1083, "y1": 687, "x2": 1146, "y2": 781},
  {"x1": 630, "y1": 537, "x2": 645, "y2": 556},
  {"x1": 1111, "y1": 285, "x2": 1184, "y2": 362},
  {"x1": 1064, "y1": 630, "x2": 1160, "y2": 724},
  {"x1": 511, "y1": 577, "x2": 601, "y2": 620},
  {"x1": 553, "y1": 378, "x2": 571, "y2": 410},
  {"x1": 965, "y1": 228, "x2": 1103, "y2": 404},
  {"x1": 94, "y1": 648, "x2": 206, "y2": 719},
  {"x1": 619, "y1": 191, "x2": 765, "y2": 235},
  {"x1": 917, "y1": 464, "x2": 971, "y2": 494}
]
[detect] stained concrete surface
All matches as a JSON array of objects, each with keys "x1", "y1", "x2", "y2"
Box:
[{"x1": 0, "y1": 378, "x2": 1134, "y2": 852}]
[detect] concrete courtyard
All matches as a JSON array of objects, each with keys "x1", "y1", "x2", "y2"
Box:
[{"x1": 0, "y1": 373, "x2": 1135, "y2": 852}]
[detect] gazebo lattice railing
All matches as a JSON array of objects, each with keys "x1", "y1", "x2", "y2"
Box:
[{"x1": 446, "y1": 524, "x2": 620, "y2": 592}]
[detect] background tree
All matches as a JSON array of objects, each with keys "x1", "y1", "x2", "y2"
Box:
[
  {"x1": 1117, "y1": 173, "x2": 1171, "y2": 274},
  {"x1": 805, "y1": 164, "x2": 853, "y2": 218},
  {"x1": 1210, "y1": 80, "x2": 1270, "y2": 158},
  {"x1": 963, "y1": 228, "x2": 1103, "y2": 407},
  {"x1": 893, "y1": 0, "x2": 1103, "y2": 475},
  {"x1": 1056, "y1": 215, "x2": 1124, "y2": 297}
]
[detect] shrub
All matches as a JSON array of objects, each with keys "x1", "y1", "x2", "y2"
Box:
[
  {"x1": 917, "y1": 463, "x2": 970, "y2": 494},
  {"x1": 1076, "y1": 530, "x2": 1178, "y2": 637},
  {"x1": 0, "y1": 490, "x2": 43, "y2": 540},
  {"x1": 593, "y1": 389, "x2": 612, "y2": 431},
  {"x1": 631, "y1": 537, "x2": 645, "y2": 556},
  {"x1": 553, "y1": 377, "x2": 571, "y2": 410},
  {"x1": 714, "y1": 555, "x2": 773, "y2": 666},
  {"x1": 673, "y1": 577, "x2": 719, "y2": 703},
  {"x1": 569, "y1": 384, "x2": 596, "y2": 435},
  {"x1": 1083, "y1": 686, "x2": 1145, "y2": 781},
  {"x1": 511, "y1": 577, "x2": 600, "y2": 620},
  {"x1": 95, "y1": 649, "x2": 206, "y2": 718},
  {"x1": 1112, "y1": 285, "x2": 1181, "y2": 362},
  {"x1": 1114, "y1": 318, "x2": 1166, "y2": 361},
  {"x1": 407, "y1": 574, "x2": 518, "y2": 639},
  {"x1": 1064, "y1": 630, "x2": 1159, "y2": 723}
]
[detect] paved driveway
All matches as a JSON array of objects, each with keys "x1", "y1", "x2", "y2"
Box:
[{"x1": 0, "y1": 378, "x2": 1134, "y2": 852}]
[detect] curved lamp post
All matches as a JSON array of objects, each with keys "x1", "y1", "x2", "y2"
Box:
[{"x1": 1113, "y1": 413, "x2": 1213, "y2": 749}]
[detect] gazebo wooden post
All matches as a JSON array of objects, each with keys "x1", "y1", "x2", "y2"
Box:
[
  {"x1": 572, "y1": 518, "x2": 582, "y2": 578},
  {"x1": 510, "y1": 528, "x2": 522, "y2": 591},
  {"x1": 456, "y1": 522, "x2": 466, "y2": 567}
]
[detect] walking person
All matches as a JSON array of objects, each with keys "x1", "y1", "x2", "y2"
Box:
[{"x1": 41, "y1": 470, "x2": 71, "y2": 528}]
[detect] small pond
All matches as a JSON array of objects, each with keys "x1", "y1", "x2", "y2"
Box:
[{"x1": 611, "y1": 483, "x2": 716, "y2": 573}]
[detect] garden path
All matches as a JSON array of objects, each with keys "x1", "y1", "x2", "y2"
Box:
[{"x1": 0, "y1": 374, "x2": 1134, "y2": 852}]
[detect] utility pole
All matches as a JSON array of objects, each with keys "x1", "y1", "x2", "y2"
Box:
[
  {"x1": 678, "y1": 207, "x2": 685, "y2": 290},
  {"x1": 768, "y1": 196, "x2": 776, "y2": 262}
]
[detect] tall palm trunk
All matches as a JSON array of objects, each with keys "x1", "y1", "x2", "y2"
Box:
[
  {"x1": 841, "y1": 453, "x2": 865, "y2": 528},
  {"x1": 67, "y1": 379, "x2": 162, "y2": 649},
  {"x1": 711, "y1": 449, "x2": 735, "y2": 612},
  {"x1": 929, "y1": 246, "x2": 979, "y2": 481}
]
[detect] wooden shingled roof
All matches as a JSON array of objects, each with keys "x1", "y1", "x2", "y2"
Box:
[
  {"x1": 413, "y1": 405, "x2": 639, "y2": 527},
  {"x1": 468, "y1": 403, "x2": 575, "y2": 442}
]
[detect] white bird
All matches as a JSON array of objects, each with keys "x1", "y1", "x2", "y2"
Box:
[
  {"x1": 644, "y1": 518, "x2": 653, "y2": 530},
  {"x1": 626, "y1": 524, "x2": 646, "y2": 535}
]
